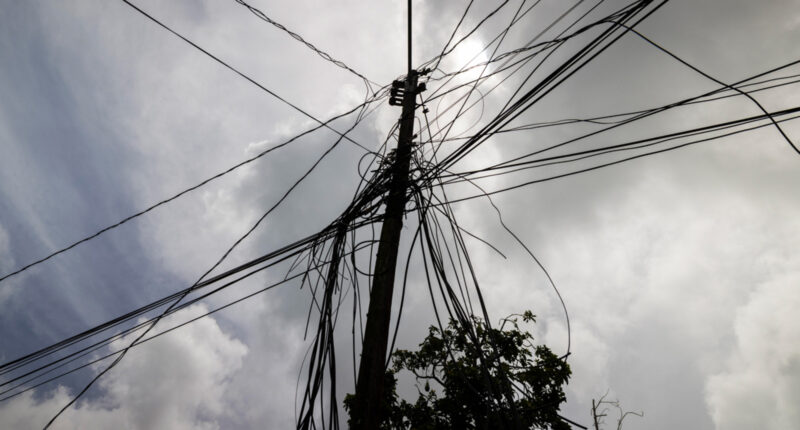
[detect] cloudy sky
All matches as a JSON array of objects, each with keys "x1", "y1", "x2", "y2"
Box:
[{"x1": 1, "y1": 0, "x2": 799, "y2": 429}]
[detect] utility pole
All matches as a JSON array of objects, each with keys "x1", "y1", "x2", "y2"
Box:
[
  {"x1": 350, "y1": 2, "x2": 417, "y2": 427},
  {"x1": 351, "y1": 70, "x2": 420, "y2": 430},
  {"x1": 351, "y1": 58, "x2": 422, "y2": 430}
]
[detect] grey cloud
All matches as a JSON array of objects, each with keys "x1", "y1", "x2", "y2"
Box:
[{"x1": 0, "y1": 304, "x2": 247, "y2": 430}]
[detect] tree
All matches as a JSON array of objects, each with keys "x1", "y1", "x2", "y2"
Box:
[
  {"x1": 591, "y1": 392, "x2": 643, "y2": 430},
  {"x1": 345, "y1": 311, "x2": 571, "y2": 429}
]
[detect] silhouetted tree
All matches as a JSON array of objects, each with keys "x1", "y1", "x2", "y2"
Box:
[{"x1": 345, "y1": 311, "x2": 571, "y2": 429}]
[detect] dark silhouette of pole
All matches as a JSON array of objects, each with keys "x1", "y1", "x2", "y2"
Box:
[
  {"x1": 351, "y1": 2, "x2": 415, "y2": 428},
  {"x1": 351, "y1": 69, "x2": 418, "y2": 430}
]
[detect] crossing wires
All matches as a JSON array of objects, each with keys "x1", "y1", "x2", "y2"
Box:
[{"x1": 4, "y1": 1, "x2": 800, "y2": 429}]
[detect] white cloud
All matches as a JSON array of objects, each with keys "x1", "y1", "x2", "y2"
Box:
[
  {"x1": 0, "y1": 305, "x2": 247, "y2": 430},
  {"x1": 463, "y1": 140, "x2": 800, "y2": 428},
  {"x1": 705, "y1": 273, "x2": 800, "y2": 430}
]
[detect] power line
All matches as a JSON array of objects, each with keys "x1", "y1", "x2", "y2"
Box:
[
  {"x1": 42, "y1": 98, "x2": 377, "y2": 428},
  {"x1": 232, "y1": 0, "x2": 379, "y2": 93},
  {"x1": 425, "y1": 0, "x2": 664, "y2": 182},
  {"x1": 0, "y1": 99, "x2": 378, "y2": 286},
  {"x1": 624, "y1": 25, "x2": 800, "y2": 155},
  {"x1": 479, "y1": 58, "x2": 800, "y2": 174},
  {"x1": 429, "y1": 71, "x2": 800, "y2": 141},
  {"x1": 437, "y1": 108, "x2": 800, "y2": 204},
  {"x1": 444, "y1": 105, "x2": 800, "y2": 181},
  {"x1": 11, "y1": 1, "x2": 799, "y2": 428},
  {"x1": 0, "y1": 233, "x2": 383, "y2": 402},
  {"x1": 12, "y1": 92, "x2": 393, "y2": 428},
  {"x1": 119, "y1": 0, "x2": 370, "y2": 151},
  {"x1": 418, "y1": 0, "x2": 606, "y2": 163}
]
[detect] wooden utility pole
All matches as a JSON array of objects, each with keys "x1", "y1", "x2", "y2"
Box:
[
  {"x1": 350, "y1": 71, "x2": 419, "y2": 430},
  {"x1": 351, "y1": 2, "x2": 416, "y2": 427}
]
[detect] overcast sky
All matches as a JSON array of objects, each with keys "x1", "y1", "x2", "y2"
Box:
[{"x1": 1, "y1": 1, "x2": 799, "y2": 429}]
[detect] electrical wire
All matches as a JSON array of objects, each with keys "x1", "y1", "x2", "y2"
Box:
[{"x1": 232, "y1": 0, "x2": 379, "y2": 94}]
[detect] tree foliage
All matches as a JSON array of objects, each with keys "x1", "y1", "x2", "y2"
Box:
[{"x1": 346, "y1": 311, "x2": 571, "y2": 429}]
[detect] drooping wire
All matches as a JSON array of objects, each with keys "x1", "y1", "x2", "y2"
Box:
[
  {"x1": 429, "y1": 71, "x2": 800, "y2": 141},
  {"x1": 0, "y1": 23, "x2": 392, "y2": 287},
  {"x1": 418, "y1": 0, "x2": 641, "y2": 171},
  {"x1": 479, "y1": 58, "x2": 800, "y2": 177},
  {"x1": 2, "y1": 237, "x2": 380, "y2": 403},
  {"x1": 42, "y1": 91, "x2": 376, "y2": 430},
  {"x1": 441, "y1": 106, "x2": 800, "y2": 185},
  {"x1": 232, "y1": 0, "x2": 379, "y2": 95},
  {"x1": 623, "y1": 25, "x2": 800, "y2": 155},
  {"x1": 425, "y1": 0, "x2": 667, "y2": 181},
  {"x1": 438, "y1": 108, "x2": 800, "y2": 204},
  {"x1": 118, "y1": 0, "x2": 370, "y2": 151}
]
